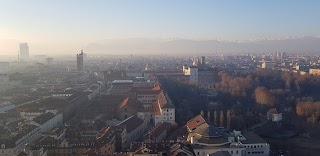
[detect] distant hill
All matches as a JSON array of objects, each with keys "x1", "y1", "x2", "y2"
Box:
[
  {"x1": 87, "y1": 36, "x2": 320, "y2": 55},
  {"x1": 1, "y1": 36, "x2": 320, "y2": 55}
]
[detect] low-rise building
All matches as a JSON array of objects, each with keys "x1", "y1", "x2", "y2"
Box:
[
  {"x1": 309, "y1": 68, "x2": 320, "y2": 75},
  {"x1": 186, "y1": 115, "x2": 269, "y2": 156},
  {"x1": 116, "y1": 116, "x2": 147, "y2": 147},
  {"x1": 0, "y1": 125, "x2": 41, "y2": 156},
  {"x1": 154, "y1": 92, "x2": 175, "y2": 125},
  {"x1": 136, "y1": 87, "x2": 160, "y2": 107},
  {"x1": 118, "y1": 97, "x2": 140, "y2": 120},
  {"x1": 261, "y1": 62, "x2": 275, "y2": 69},
  {"x1": 127, "y1": 142, "x2": 195, "y2": 156},
  {"x1": 30, "y1": 112, "x2": 63, "y2": 133},
  {"x1": 20, "y1": 110, "x2": 44, "y2": 120},
  {"x1": 183, "y1": 66, "x2": 199, "y2": 83},
  {"x1": 267, "y1": 112, "x2": 283, "y2": 122},
  {"x1": 33, "y1": 126, "x2": 118, "y2": 156},
  {"x1": 143, "y1": 122, "x2": 171, "y2": 143},
  {"x1": 109, "y1": 80, "x2": 133, "y2": 95}
]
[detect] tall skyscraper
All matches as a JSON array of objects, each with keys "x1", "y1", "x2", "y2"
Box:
[
  {"x1": 201, "y1": 56, "x2": 206, "y2": 66},
  {"x1": 77, "y1": 50, "x2": 84, "y2": 71},
  {"x1": 19, "y1": 43, "x2": 29, "y2": 59}
]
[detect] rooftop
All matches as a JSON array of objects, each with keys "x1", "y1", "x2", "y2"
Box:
[
  {"x1": 136, "y1": 90, "x2": 161, "y2": 95},
  {"x1": 112, "y1": 80, "x2": 133, "y2": 83},
  {"x1": 208, "y1": 151, "x2": 232, "y2": 156},
  {"x1": 32, "y1": 112, "x2": 56, "y2": 125},
  {"x1": 240, "y1": 131, "x2": 267, "y2": 144},
  {"x1": 119, "y1": 96, "x2": 142, "y2": 109},
  {"x1": 144, "y1": 122, "x2": 171, "y2": 140},
  {"x1": 157, "y1": 92, "x2": 174, "y2": 109},
  {"x1": 186, "y1": 115, "x2": 207, "y2": 132},
  {"x1": 130, "y1": 142, "x2": 174, "y2": 154},
  {"x1": 197, "y1": 135, "x2": 229, "y2": 145},
  {"x1": 32, "y1": 136, "x2": 60, "y2": 149},
  {"x1": 117, "y1": 116, "x2": 144, "y2": 133}
]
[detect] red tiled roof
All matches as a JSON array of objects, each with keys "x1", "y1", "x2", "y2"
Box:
[
  {"x1": 186, "y1": 115, "x2": 207, "y2": 131},
  {"x1": 157, "y1": 92, "x2": 174, "y2": 109},
  {"x1": 153, "y1": 102, "x2": 161, "y2": 115},
  {"x1": 119, "y1": 97, "x2": 142, "y2": 109},
  {"x1": 157, "y1": 92, "x2": 167, "y2": 108},
  {"x1": 119, "y1": 97, "x2": 129, "y2": 108},
  {"x1": 152, "y1": 86, "x2": 161, "y2": 91}
]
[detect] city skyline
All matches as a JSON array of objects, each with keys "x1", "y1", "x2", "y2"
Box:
[{"x1": 1, "y1": 0, "x2": 320, "y2": 55}]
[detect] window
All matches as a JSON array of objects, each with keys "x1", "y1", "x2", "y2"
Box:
[
  {"x1": 231, "y1": 151, "x2": 233, "y2": 154},
  {"x1": 236, "y1": 150, "x2": 238, "y2": 154}
]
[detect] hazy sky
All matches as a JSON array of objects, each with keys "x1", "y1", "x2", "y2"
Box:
[{"x1": 1, "y1": 0, "x2": 320, "y2": 55}]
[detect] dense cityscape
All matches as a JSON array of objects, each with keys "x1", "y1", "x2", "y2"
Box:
[
  {"x1": 1, "y1": 43, "x2": 320, "y2": 156},
  {"x1": 1, "y1": 1, "x2": 320, "y2": 156}
]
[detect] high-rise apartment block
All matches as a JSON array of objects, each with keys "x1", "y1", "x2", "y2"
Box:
[
  {"x1": 77, "y1": 50, "x2": 84, "y2": 71},
  {"x1": 19, "y1": 43, "x2": 29, "y2": 59}
]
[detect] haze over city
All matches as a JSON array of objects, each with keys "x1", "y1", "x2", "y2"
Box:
[
  {"x1": 1, "y1": 0, "x2": 320, "y2": 55},
  {"x1": 2, "y1": 1, "x2": 320, "y2": 156}
]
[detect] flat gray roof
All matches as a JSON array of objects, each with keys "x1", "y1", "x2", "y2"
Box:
[
  {"x1": 112, "y1": 80, "x2": 133, "y2": 83},
  {"x1": 240, "y1": 131, "x2": 267, "y2": 144}
]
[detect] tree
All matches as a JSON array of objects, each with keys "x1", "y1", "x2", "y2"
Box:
[
  {"x1": 254, "y1": 87, "x2": 276, "y2": 106},
  {"x1": 220, "y1": 110, "x2": 224, "y2": 127},
  {"x1": 214, "y1": 110, "x2": 218, "y2": 127},
  {"x1": 268, "y1": 108, "x2": 278, "y2": 114},
  {"x1": 227, "y1": 110, "x2": 231, "y2": 129},
  {"x1": 296, "y1": 101, "x2": 320, "y2": 124},
  {"x1": 285, "y1": 79, "x2": 291, "y2": 89},
  {"x1": 200, "y1": 110, "x2": 204, "y2": 117}
]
